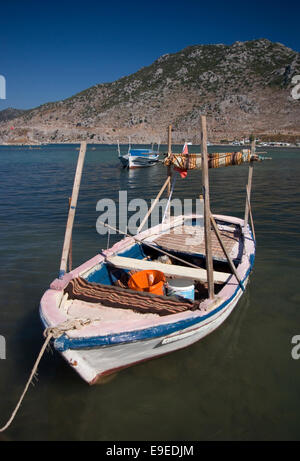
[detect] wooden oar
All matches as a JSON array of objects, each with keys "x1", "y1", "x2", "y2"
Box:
[{"x1": 59, "y1": 141, "x2": 87, "y2": 278}]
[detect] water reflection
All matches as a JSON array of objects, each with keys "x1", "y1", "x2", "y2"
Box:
[{"x1": 0, "y1": 144, "x2": 300, "y2": 440}]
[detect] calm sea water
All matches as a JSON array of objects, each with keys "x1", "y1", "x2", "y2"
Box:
[{"x1": 0, "y1": 144, "x2": 300, "y2": 441}]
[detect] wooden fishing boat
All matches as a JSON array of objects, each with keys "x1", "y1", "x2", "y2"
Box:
[
  {"x1": 40, "y1": 215, "x2": 254, "y2": 384},
  {"x1": 40, "y1": 118, "x2": 257, "y2": 384}
]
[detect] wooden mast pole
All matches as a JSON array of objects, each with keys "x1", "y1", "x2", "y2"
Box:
[
  {"x1": 165, "y1": 124, "x2": 172, "y2": 221},
  {"x1": 167, "y1": 124, "x2": 172, "y2": 192},
  {"x1": 246, "y1": 186, "x2": 256, "y2": 241},
  {"x1": 201, "y1": 116, "x2": 214, "y2": 299},
  {"x1": 244, "y1": 137, "x2": 255, "y2": 229},
  {"x1": 167, "y1": 125, "x2": 172, "y2": 155},
  {"x1": 68, "y1": 197, "x2": 73, "y2": 272},
  {"x1": 137, "y1": 176, "x2": 171, "y2": 233},
  {"x1": 59, "y1": 141, "x2": 87, "y2": 278}
]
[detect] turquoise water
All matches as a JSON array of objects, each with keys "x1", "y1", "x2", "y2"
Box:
[{"x1": 0, "y1": 144, "x2": 300, "y2": 441}]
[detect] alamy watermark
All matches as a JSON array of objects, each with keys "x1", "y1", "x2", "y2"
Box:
[
  {"x1": 291, "y1": 75, "x2": 300, "y2": 100},
  {"x1": 291, "y1": 335, "x2": 300, "y2": 360},
  {"x1": 0, "y1": 74, "x2": 6, "y2": 99},
  {"x1": 96, "y1": 191, "x2": 204, "y2": 244},
  {"x1": 0, "y1": 335, "x2": 6, "y2": 359}
]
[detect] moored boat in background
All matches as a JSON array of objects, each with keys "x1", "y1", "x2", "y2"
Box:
[
  {"x1": 119, "y1": 148, "x2": 160, "y2": 169},
  {"x1": 118, "y1": 139, "x2": 160, "y2": 168}
]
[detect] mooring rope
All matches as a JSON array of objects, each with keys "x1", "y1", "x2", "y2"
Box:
[{"x1": 0, "y1": 318, "x2": 96, "y2": 432}]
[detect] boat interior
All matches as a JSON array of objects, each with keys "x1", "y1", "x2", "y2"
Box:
[{"x1": 59, "y1": 218, "x2": 244, "y2": 320}]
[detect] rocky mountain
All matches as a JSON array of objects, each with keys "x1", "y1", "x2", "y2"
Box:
[
  {"x1": 1, "y1": 39, "x2": 300, "y2": 144},
  {"x1": 0, "y1": 108, "x2": 26, "y2": 123}
]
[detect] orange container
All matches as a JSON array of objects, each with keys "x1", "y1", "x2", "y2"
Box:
[{"x1": 128, "y1": 270, "x2": 166, "y2": 296}]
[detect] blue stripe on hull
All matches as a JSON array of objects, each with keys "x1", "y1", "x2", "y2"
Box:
[{"x1": 53, "y1": 252, "x2": 255, "y2": 352}]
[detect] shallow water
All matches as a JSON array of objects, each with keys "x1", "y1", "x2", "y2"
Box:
[{"x1": 0, "y1": 144, "x2": 300, "y2": 441}]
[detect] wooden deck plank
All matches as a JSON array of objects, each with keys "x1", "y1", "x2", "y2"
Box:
[
  {"x1": 107, "y1": 256, "x2": 230, "y2": 284},
  {"x1": 152, "y1": 224, "x2": 241, "y2": 261}
]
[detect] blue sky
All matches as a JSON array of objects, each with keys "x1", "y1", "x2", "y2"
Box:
[{"x1": 0, "y1": 0, "x2": 299, "y2": 110}]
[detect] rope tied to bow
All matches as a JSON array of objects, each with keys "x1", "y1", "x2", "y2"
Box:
[
  {"x1": 0, "y1": 317, "x2": 99, "y2": 433},
  {"x1": 43, "y1": 318, "x2": 94, "y2": 339}
]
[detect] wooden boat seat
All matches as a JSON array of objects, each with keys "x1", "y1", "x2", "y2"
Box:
[{"x1": 107, "y1": 255, "x2": 230, "y2": 284}]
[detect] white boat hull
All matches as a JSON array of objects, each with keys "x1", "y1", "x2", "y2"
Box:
[
  {"x1": 40, "y1": 214, "x2": 255, "y2": 385},
  {"x1": 119, "y1": 154, "x2": 159, "y2": 169},
  {"x1": 61, "y1": 275, "x2": 248, "y2": 384}
]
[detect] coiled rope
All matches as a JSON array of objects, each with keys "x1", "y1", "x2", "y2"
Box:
[{"x1": 0, "y1": 318, "x2": 98, "y2": 432}]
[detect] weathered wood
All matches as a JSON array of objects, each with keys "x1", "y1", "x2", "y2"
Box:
[
  {"x1": 68, "y1": 197, "x2": 73, "y2": 272},
  {"x1": 165, "y1": 125, "x2": 173, "y2": 222},
  {"x1": 59, "y1": 141, "x2": 87, "y2": 278},
  {"x1": 246, "y1": 186, "x2": 256, "y2": 241},
  {"x1": 167, "y1": 125, "x2": 172, "y2": 200},
  {"x1": 210, "y1": 214, "x2": 244, "y2": 291},
  {"x1": 244, "y1": 138, "x2": 255, "y2": 228},
  {"x1": 137, "y1": 176, "x2": 171, "y2": 232},
  {"x1": 201, "y1": 116, "x2": 214, "y2": 299},
  {"x1": 153, "y1": 223, "x2": 240, "y2": 261},
  {"x1": 107, "y1": 255, "x2": 229, "y2": 284},
  {"x1": 167, "y1": 125, "x2": 172, "y2": 157}
]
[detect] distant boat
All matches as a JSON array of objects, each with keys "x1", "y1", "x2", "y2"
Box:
[
  {"x1": 118, "y1": 139, "x2": 160, "y2": 169},
  {"x1": 119, "y1": 149, "x2": 160, "y2": 169}
]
